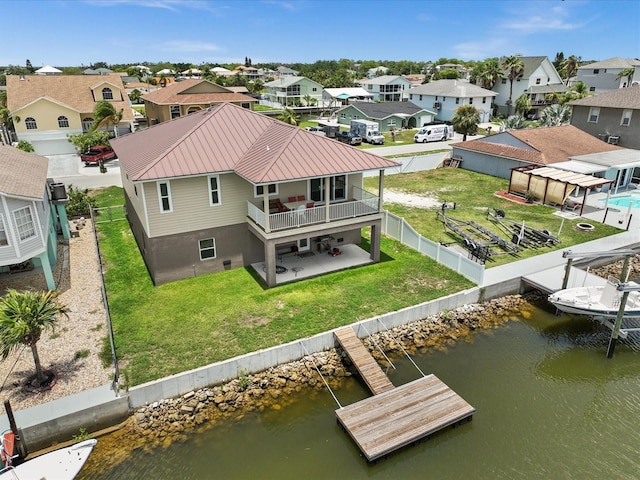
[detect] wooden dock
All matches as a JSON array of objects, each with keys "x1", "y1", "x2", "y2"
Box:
[
  {"x1": 334, "y1": 327, "x2": 394, "y2": 395},
  {"x1": 335, "y1": 374, "x2": 475, "y2": 462},
  {"x1": 333, "y1": 327, "x2": 475, "y2": 462}
]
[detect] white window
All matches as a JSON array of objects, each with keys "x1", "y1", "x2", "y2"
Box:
[
  {"x1": 309, "y1": 175, "x2": 346, "y2": 203},
  {"x1": 588, "y1": 107, "x2": 600, "y2": 123},
  {"x1": 482, "y1": 97, "x2": 487, "y2": 104},
  {"x1": 25, "y1": 117, "x2": 37, "y2": 130},
  {"x1": 58, "y1": 116, "x2": 69, "y2": 128},
  {"x1": 199, "y1": 238, "x2": 216, "y2": 260},
  {"x1": 535, "y1": 78, "x2": 541, "y2": 85},
  {"x1": 102, "y1": 87, "x2": 113, "y2": 100},
  {"x1": 455, "y1": 98, "x2": 460, "y2": 105},
  {"x1": 469, "y1": 98, "x2": 473, "y2": 104},
  {"x1": 241, "y1": 103, "x2": 250, "y2": 109},
  {"x1": 589, "y1": 86, "x2": 596, "y2": 92},
  {"x1": 501, "y1": 78, "x2": 507, "y2": 84},
  {"x1": 255, "y1": 184, "x2": 278, "y2": 197},
  {"x1": 13, "y1": 206, "x2": 35, "y2": 241},
  {"x1": 170, "y1": 105, "x2": 181, "y2": 119},
  {"x1": 621, "y1": 110, "x2": 632, "y2": 127},
  {"x1": 419, "y1": 95, "x2": 422, "y2": 101},
  {"x1": 387, "y1": 119, "x2": 396, "y2": 127},
  {"x1": 82, "y1": 117, "x2": 94, "y2": 132},
  {"x1": 340, "y1": 113, "x2": 346, "y2": 119},
  {"x1": 157, "y1": 181, "x2": 172, "y2": 212},
  {"x1": 0, "y1": 214, "x2": 8, "y2": 246},
  {"x1": 208, "y1": 175, "x2": 221, "y2": 206}
]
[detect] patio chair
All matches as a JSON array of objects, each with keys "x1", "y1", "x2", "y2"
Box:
[
  {"x1": 306, "y1": 202, "x2": 314, "y2": 208},
  {"x1": 297, "y1": 195, "x2": 306, "y2": 201},
  {"x1": 288, "y1": 196, "x2": 297, "y2": 203},
  {"x1": 564, "y1": 198, "x2": 582, "y2": 212}
]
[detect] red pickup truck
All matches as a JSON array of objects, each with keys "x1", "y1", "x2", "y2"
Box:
[{"x1": 80, "y1": 145, "x2": 117, "y2": 165}]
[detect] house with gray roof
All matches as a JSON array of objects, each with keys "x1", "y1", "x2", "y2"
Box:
[
  {"x1": 110, "y1": 103, "x2": 398, "y2": 286},
  {"x1": 491, "y1": 56, "x2": 565, "y2": 116},
  {"x1": 264, "y1": 76, "x2": 324, "y2": 107},
  {"x1": 408, "y1": 80, "x2": 497, "y2": 122},
  {"x1": 576, "y1": 57, "x2": 640, "y2": 93},
  {"x1": 335, "y1": 101, "x2": 435, "y2": 131},
  {"x1": 356, "y1": 75, "x2": 412, "y2": 102},
  {"x1": 569, "y1": 85, "x2": 640, "y2": 150},
  {"x1": 0, "y1": 145, "x2": 70, "y2": 290},
  {"x1": 322, "y1": 87, "x2": 373, "y2": 107}
]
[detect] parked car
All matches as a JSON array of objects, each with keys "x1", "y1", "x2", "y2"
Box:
[
  {"x1": 336, "y1": 131, "x2": 362, "y2": 146},
  {"x1": 305, "y1": 126, "x2": 326, "y2": 136},
  {"x1": 80, "y1": 145, "x2": 117, "y2": 165}
]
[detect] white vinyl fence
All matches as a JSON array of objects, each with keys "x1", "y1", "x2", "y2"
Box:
[{"x1": 382, "y1": 210, "x2": 485, "y2": 285}]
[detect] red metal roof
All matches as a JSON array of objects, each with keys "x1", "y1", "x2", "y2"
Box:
[{"x1": 112, "y1": 103, "x2": 399, "y2": 183}]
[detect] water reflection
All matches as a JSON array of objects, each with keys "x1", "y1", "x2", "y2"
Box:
[{"x1": 79, "y1": 302, "x2": 640, "y2": 480}]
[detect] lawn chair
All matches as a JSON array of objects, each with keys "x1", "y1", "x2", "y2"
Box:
[{"x1": 564, "y1": 198, "x2": 582, "y2": 212}]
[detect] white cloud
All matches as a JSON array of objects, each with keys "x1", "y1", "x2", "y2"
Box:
[
  {"x1": 159, "y1": 40, "x2": 222, "y2": 53},
  {"x1": 452, "y1": 39, "x2": 511, "y2": 61},
  {"x1": 84, "y1": 0, "x2": 216, "y2": 11},
  {"x1": 499, "y1": 1, "x2": 585, "y2": 33}
]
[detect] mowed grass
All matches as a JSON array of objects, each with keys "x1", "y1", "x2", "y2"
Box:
[
  {"x1": 364, "y1": 169, "x2": 622, "y2": 267},
  {"x1": 93, "y1": 188, "x2": 473, "y2": 385}
]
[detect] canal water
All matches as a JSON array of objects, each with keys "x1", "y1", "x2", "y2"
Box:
[{"x1": 79, "y1": 302, "x2": 640, "y2": 479}]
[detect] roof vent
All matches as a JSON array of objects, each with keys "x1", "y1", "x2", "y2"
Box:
[
  {"x1": 19, "y1": 75, "x2": 25, "y2": 81},
  {"x1": 266, "y1": 145, "x2": 270, "y2": 151}
]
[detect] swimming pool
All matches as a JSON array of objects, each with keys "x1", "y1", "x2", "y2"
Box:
[{"x1": 600, "y1": 195, "x2": 640, "y2": 208}]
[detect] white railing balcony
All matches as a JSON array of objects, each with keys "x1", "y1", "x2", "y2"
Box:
[{"x1": 247, "y1": 191, "x2": 380, "y2": 233}]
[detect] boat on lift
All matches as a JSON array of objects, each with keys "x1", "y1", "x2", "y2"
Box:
[{"x1": 548, "y1": 276, "x2": 640, "y2": 318}]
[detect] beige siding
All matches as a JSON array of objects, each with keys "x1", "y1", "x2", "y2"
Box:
[
  {"x1": 91, "y1": 82, "x2": 126, "y2": 102},
  {"x1": 144, "y1": 173, "x2": 253, "y2": 238},
  {"x1": 122, "y1": 174, "x2": 148, "y2": 234},
  {"x1": 182, "y1": 82, "x2": 230, "y2": 94},
  {"x1": 14, "y1": 100, "x2": 81, "y2": 132}
]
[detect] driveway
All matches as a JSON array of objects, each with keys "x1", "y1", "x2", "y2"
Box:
[{"x1": 47, "y1": 153, "x2": 123, "y2": 189}]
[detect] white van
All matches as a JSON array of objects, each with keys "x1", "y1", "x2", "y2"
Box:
[{"x1": 414, "y1": 125, "x2": 449, "y2": 143}]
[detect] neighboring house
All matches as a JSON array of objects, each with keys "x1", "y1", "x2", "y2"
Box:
[
  {"x1": 404, "y1": 74, "x2": 427, "y2": 87},
  {"x1": 323, "y1": 87, "x2": 373, "y2": 107},
  {"x1": 110, "y1": 102, "x2": 398, "y2": 286},
  {"x1": 180, "y1": 68, "x2": 202, "y2": 78},
  {"x1": 34, "y1": 66, "x2": 61, "y2": 75},
  {"x1": 264, "y1": 76, "x2": 324, "y2": 107},
  {"x1": 232, "y1": 65, "x2": 260, "y2": 81},
  {"x1": 569, "y1": 85, "x2": 640, "y2": 150},
  {"x1": 356, "y1": 75, "x2": 413, "y2": 102},
  {"x1": 210, "y1": 66, "x2": 232, "y2": 77},
  {"x1": 408, "y1": 79, "x2": 497, "y2": 122},
  {"x1": 156, "y1": 68, "x2": 176, "y2": 76},
  {"x1": 436, "y1": 64, "x2": 468, "y2": 78},
  {"x1": 450, "y1": 125, "x2": 622, "y2": 180},
  {"x1": 367, "y1": 66, "x2": 389, "y2": 78},
  {"x1": 0, "y1": 145, "x2": 70, "y2": 290},
  {"x1": 277, "y1": 66, "x2": 298, "y2": 77},
  {"x1": 335, "y1": 101, "x2": 435, "y2": 131},
  {"x1": 83, "y1": 67, "x2": 113, "y2": 75},
  {"x1": 576, "y1": 57, "x2": 640, "y2": 93},
  {"x1": 142, "y1": 79, "x2": 256, "y2": 124},
  {"x1": 492, "y1": 56, "x2": 565, "y2": 116},
  {"x1": 6, "y1": 73, "x2": 135, "y2": 156},
  {"x1": 125, "y1": 82, "x2": 158, "y2": 97}
]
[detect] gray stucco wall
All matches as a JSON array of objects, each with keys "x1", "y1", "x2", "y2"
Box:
[{"x1": 570, "y1": 105, "x2": 640, "y2": 150}]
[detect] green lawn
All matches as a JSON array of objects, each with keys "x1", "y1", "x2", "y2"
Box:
[
  {"x1": 364, "y1": 169, "x2": 621, "y2": 267},
  {"x1": 93, "y1": 188, "x2": 473, "y2": 385}
]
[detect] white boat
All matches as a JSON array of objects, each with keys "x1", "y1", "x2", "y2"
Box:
[
  {"x1": 0, "y1": 438, "x2": 97, "y2": 480},
  {"x1": 548, "y1": 277, "x2": 640, "y2": 318}
]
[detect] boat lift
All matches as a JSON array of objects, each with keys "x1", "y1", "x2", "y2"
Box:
[{"x1": 561, "y1": 249, "x2": 639, "y2": 358}]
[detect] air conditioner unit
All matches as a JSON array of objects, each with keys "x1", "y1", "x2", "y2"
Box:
[
  {"x1": 608, "y1": 136, "x2": 620, "y2": 145},
  {"x1": 433, "y1": 102, "x2": 441, "y2": 109},
  {"x1": 598, "y1": 133, "x2": 609, "y2": 142}
]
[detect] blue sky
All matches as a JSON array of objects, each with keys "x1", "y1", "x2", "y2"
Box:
[{"x1": 3, "y1": 0, "x2": 639, "y2": 67}]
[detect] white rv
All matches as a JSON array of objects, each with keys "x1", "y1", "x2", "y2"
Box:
[{"x1": 414, "y1": 125, "x2": 450, "y2": 143}]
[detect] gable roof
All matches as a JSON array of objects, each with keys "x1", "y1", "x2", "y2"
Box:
[
  {"x1": 324, "y1": 87, "x2": 373, "y2": 99},
  {"x1": 409, "y1": 79, "x2": 497, "y2": 97},
  {"x1": 111, "y1": 103, "x2": 398, "y2": 183},
  {"x1": 142, "y1": 79, "x2": 255, "y2": 105},
  {"x1": 35, "y1": 65, "x2": 61, "y2": 74},
  {"x1": 500, "y1": 56, "x2": 547, "y2": 79},
  {"x1": 359, "y1": 75, "x2": 409, "y2": 85},
  {"x1": 569, "y1": 85, "x2": 640, "y2": 109},
  {"x1": 578, "y1": 57, "x2": 640, "y2": 70},
  {"x1": 339, "y1": 101, "x2": 429, "y2": 120},
  {"x1": 264, "y1": 76, "x2": 322, "y2": 88},
  {"x1": 0, "y1": 145, "x2": 48, "y2": 199},
  {"x1": 6, "y1": 74, "x2": 134, "y2": 121},
  {"x1": 452, "y1": 125, "x2": 621, "y2": 165}
]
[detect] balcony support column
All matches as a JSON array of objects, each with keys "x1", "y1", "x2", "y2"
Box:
[
  {"x1": 324, "y1": 177, "x2": 331, "y2": 223},
  {"x1": 262, "y1": 190, "x2": 271, "y2": 233},
  {"x1": 378, "y1": 170, "x2": 385, "y2": 211},
  {"x1": 264, "y1": 238, "x2": 277, "y2": 287},
  {"x1": 370, "y1": 220, "x2": 381, "y2": 262}
]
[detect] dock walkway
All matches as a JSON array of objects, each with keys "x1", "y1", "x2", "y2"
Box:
[{"x1": 334, "y1": 327, "x2": 475, "y2": 462}]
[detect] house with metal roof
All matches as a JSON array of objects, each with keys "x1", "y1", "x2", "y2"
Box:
[
  {"x1": 569, "y1": 85, "x2": 640, "y2": 150},
  {"x1": 0, "y1": 145, "x2": 70, "y2": 289},
  {"x1": 264, "y1": 76, "x2": 324, "y2": 107},
  {"x1": 408, "y1": 80, "x2": 497, "y2": 123},
  {"x1": 6, "y1": 73, "x2": 135, "y2": 156},
  {"x1": 491, "y1": 56, "x2": 565, "y2": 117},
  {"x1": 142, "y1": 79, "x2": 256, "y2": 125},
  {"x1": 335, "y1": 101, "x2": 435, "y2": 131},
  {"x1": 576, "y1": 57, "x2": 640, "y2": 93},
  {"x1": 356, "y1": 75, "x2": 412, "y2": 102},
  {"x1": 322, "y1": 87, "x2": 373, "y2": 108},
  {"x1": 110, "y1": 102, "x2": 399, "y2": 286}
]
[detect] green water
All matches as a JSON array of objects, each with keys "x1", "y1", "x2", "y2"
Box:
[{"x1": 79, "y1": 305, "x2": 640, "y2": 479}]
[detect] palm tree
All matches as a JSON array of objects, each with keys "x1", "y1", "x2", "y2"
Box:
[
  {"x1": 561, "y1": 55, "x2": 580, "y2": 85},
  {"x1": 90, "y1": 100, "x2": 123, "y2": 138},
  {"x1": 499, "y1": 115, "x2": 527, "y2": 131},
  {"x1": 0, "y1": 289, "x2": 68, "y2": 386},
  {"x1": 538, "y1": 104, "x2": 572, "y2": 127},
  {"x1": 303, "y1": 94, "x2": 316, "y2": 107},
  {"x1": 472, "y1": 58, "x2": 502, "y2": 89},
  {"x1": 451, "y1": 105, "x2": 480, "y2": 141},
  {"x1": 277, "y1": 108, "x2": 299, "y2": 126},
  {"x1": 501, "y1": 56, "x2": 525, "y2": 116},
  {"x1": 515, "y1": 93, "x2": 532, "y2": 117},
  {"x1": 616, "y1": 67, "x2": 635, "y2": 88}
]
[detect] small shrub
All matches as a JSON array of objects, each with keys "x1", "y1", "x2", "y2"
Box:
[
  {"x1": 238, "y1": 369, "x2": 252, "y2": 390},
  {"x1": 72, "y1": 428, "x2": 91, "y2": 442},
  {"x1": 66, "y1": 185, "x2": 96, "y2": 217},
  {"x1": 16, "y1": 140, "x2": 34, "y2": 152}
]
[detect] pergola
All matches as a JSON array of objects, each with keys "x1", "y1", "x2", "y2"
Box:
[{"x1": 508, "y1": 165, "x2": 614, "y2": 216}]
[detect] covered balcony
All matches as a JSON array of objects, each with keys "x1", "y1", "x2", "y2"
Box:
[{"x1": 247, "y1": 186, "x2": 381, "y2": 234}]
